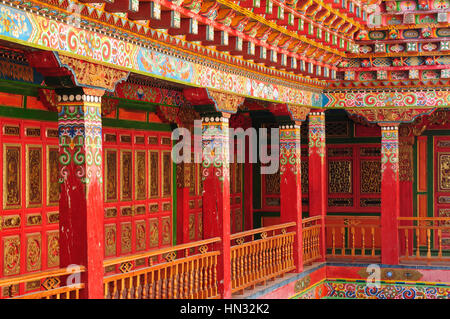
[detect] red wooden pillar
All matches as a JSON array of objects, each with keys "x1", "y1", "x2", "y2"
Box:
[
  {"x1": 280, "y1": 123, "x2": 303, "y2": 272},
  {"x1": 57, "y1": 91, "x2": 104, "y2": 299},
  {"x1": 380, "y1": 125, "x2": 400, "y2": 265},
  {"x1": 201, "y1": 114, "x2": 231, "y2": 298},
  {"x1": 308, "y1": 111, "x2": 326, "y2": 261}
]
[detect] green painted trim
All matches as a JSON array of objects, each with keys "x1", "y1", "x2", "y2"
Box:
[
  {"x1": 0, "y1": 79, "x2": 45, "y2": 97},
  {"x1": 0, "y1": 106, "x2": 57, "y2": 121},
  {"x1": 102, "y1": 118, "x2": 172, "y2": 131}
]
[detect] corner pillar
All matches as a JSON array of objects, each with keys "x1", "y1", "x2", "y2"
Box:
[
  {"x1": 380, "y1": 124, "x2": 400, "y2": 265},
  {"x1": 201, "y1": 114, "x2": 231, "y2": 298},
  {"x1": 308, "y1": 111, "x2": 326, "y2": 261},
  {"x1": 57, "y1": 89, "x2": 104, "y2": 299},
  {"x1": 279, "y1": 122, "x2": 303, "y2": 272}
]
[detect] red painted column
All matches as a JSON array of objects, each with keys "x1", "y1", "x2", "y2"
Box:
[
  {"x1": 279, "y1": 122, "x2": 303, "y2": 272},
  {"x1": 308, "y1": 111, "x2": 326, "y2": 261},
  {"x1": 380, "y1": 124, "x2": 400, "y2": 265},
  {"x1": 201, "y1": 114, "x2": 231, "y2": 298},
  {"x1": 57, "y1": 91, "x2": 104, "y2": 299}
]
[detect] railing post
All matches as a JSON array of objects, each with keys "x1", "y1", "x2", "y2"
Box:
[
  {"x1": 380, "y1": 124, "x2": 400, "y2": 265},
  {"x1": 201, "y1": 114, "x2": 232, "y2": 298},
  {"x1": 308, "y1": 111, "x2": 327, "y2": 261},
  {"x1": 279, "y1": 122, "x2": 303, "y2": 271},
  {"x1": 57, "y1": 90, "x2": 105, "y2": 299}
]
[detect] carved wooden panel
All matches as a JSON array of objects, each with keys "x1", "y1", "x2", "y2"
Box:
[
  {"x1": 135, "y1": 220, "x2": 146, "y2": 252},
  {"x1": 26, "y1": 146, "x2": 42, "y2": 207},
  {"x1": 162, "y1": 151, "x2": 172, "y2": 197},
  {"x1": 121, "y1": 151, "x2": 133, "y2": 201},
  {"x1": 360, "y1": 160, "x2": 381, "y2": 194},
  {"x1": 3, "y1": 235, "x2": 20, "y2": 276},
  {"x1": 105, "y1": 149, "x2": 118, "y2": 202},
  {"x1": 3, "y1": 144, "x2": 21, "y2": 209},
  {"x1": 149, "y1": 218, "x2": 159, "y2": 248},
  {"x1": 46, "y1": 231, "x2": 59, "y2": 268},
  {"x1": 328, "y1": 160, "x2": 352, "y2": 193},
  {"x1": 135, "y1": 150, "x2": 146, "y2": 200},
  {"x1": 438, "y1": 153, "x2": 450, "y2": 192},
  {"x1": 105, "y1": 224, "x2": 117, "y2": 257},
  {"x1": 120, "y1": 222, "x2": 132, "y2": 254},
  {"x1": 26, "y1": 233, "x2": 41, "y2": 272},
  {"x1": 149, "y1": 151, "x2": 159, "y2": 198},
  {"x1": 46, "y1": 146, "x2": 60, "y2": 206}
]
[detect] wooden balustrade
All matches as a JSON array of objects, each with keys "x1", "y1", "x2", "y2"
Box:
[
  {"x1": 399, "y1": 217, "x2": 450, "y2": 263},
  {"x1": 230, "y1": 222, "x2": 296, "y2": 294},
  {"x1": 103, "y1": 237, "x2": 221, "y2": 299},
  {"x1": 0, "y1": 267, "x2": 85, "y2": 299},
  {"x1": 325, "y1": 216, "x2": 381, "y2": 261},
  {"x1": 302, "y1": 216, "x2": 322, "y2": 265}
]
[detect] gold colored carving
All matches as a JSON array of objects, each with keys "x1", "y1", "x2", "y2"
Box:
[
  {"x1": 149, "y1": 203, "x2": 159, "y2": 213},
  {"x1": 149, "y1": 151, "x2": 159, "y2": 198},
  {"x1": 360, "y1": 160, "x2": 381, "y2": 193},
  {"x1": 358, "y1": 268, "x2": 423, "y2": 281},
  {"x1": 438, "y1": 153, "x2": 450, "y2": 192},
  {"x1": 47, "y1": 231, "x2": 59, "y2": 268},
  {"x1": 301, "y1": 160, "x2": 308, "y2": 192},
  {"x1": 3, "y1": 125, "x2": 19, "y2": 136},
  {"x1": 135, "y1": 150, "x2": 146, "y2": 200},
  {"x1": 265, "y1": 172, "x2": 280, "y2": 195},
  {"x1": 4, "y1": 145, "x2": 21, "y2": 209},
  {"x1": 26, "y1": 146, "x2": 42, "y2": 207},
  {"x1": 26, "y1": 233, "x2": 41, "y2": 272},
  {"x1": 136, "y1": 221, "x2": 146, "y2": 252},
  {"x1": 294, "y1": 275, "x2": 311, "y2": 293},
  {"x1": 135, "y1": 205, "x2": 146, "y2": 215},
  {"x1": 399, "y1": 137, "x2": 414, "y2": 182},
  {"x1": 105, "y1": 207, "x2": 117, "y2": 218},
  {"x1": 121, "y1": 151, "x2": 132, "y2": 201},
  {"x1": 2, "y1": 215, "x2": 21, "y2": 229},
  {"x1": 105, "y1": 149, "x2": 117, "y2": 202},
  {"x1": 287, "y1": 105, "x2": 310, "y2": 122},
  {"x1": 42, "y1": 277, "x2": 60, "y2": 290},
  {"x1": 207, "y1": 89, "x2": 245, "y2": 113},
  {"x1": 58, "y1": 55, "x2": 128, "y2": 91},
  {"x1": 328, "y1": 160, "x2": 352, "y2": 193},
  {"x1": 26, "y1": 214, "x2": 42, "y2": 226},
  {"x1": 161, "y1": 217, "x2": 171, "y2": 245},
  {"x1": 162, "y1": 151, "x2": 172, "y2": 197},
  {"x1": 189, "y1": 214, "x2": 195, "y2": 241},
  {"x1": 3, "y1": 236, "x2": 20, "y2": 276},
  {"x1": 47, "y1": 146, "x2": 60, "y2": 205},
  {"x1": 164, "y1": 252, "x2": 177, "y2": 262},
  {"x1": 47, "y1": 211, "x2": 59, "y2": 224},
  {"x1": 120, "y1": 207, "x2": 133, "y2": 217},
  {"x1": 149, "y1": 218, "x2": 159, "y2": 248},
  {"x1": 119, "y1": 262, "x2": 133, "y2": 273},
  {"x1": 25, "y1": 128, "x2": 41, "y2": 137},
  {"x1": 120, "y1": 223, "x2": 132, "y2": 254},
  {"x1": 105, "y1": 224, "x2": 117, "y2": 257}
]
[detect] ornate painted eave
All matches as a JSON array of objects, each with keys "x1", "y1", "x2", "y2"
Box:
[{"x1": 0, "y1": 1, "x2": 324, "y2": 107}]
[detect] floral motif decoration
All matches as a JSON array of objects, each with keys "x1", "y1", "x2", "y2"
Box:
[
  {"x1": 308, "y1": 112, "x2": 326, "y2": 158},
  {"x1": 280, "y1": 125, "x2": 301, "y2": 175},
  {"x1": 58, "y1": 98, "x2": 103, "y2": 185}
]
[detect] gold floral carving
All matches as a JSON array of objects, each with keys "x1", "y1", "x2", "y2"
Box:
[
  {"x1": 399, "y1": 137, "x2": 414, "y2": 182},
  {"x1": 136, "y1": 221, "x2": 146, "y2": 252},
  {"x1": 149, "y1": 218, "x2": 159, "y2": 248},
  {"x1": 162, "y1": 151, "x2": 172, "y2": 197},
  {"x1": 121, "y1": 223, "x2": 132, "y2": 254},
  {"x1": 4, "y1": 145, "x2": 21, "y2": 209},
  {"x1": 161, "y1": 217, "x2": 171, "y2": 245},
  {"x1": 121, "y1": 151, "x2": 132, "y2": 201},
  {"x1": 47, "y1": 231, "x2": 59, "y2": 268},
  {"x1": 3, "y1": 236, "x2": 20, "y2": 276},
  {"x1": 438, "y1": 153, "x2": 450, "y2": 192},
  {"x1": 207, "y1": 89, "x2": 245, "y2": 113},
  {"x1": 360, "y1": 160, "x2": 381, "y2": 193},
  {"x1": 348, "y1": 108, "x2": 434, "y2": 124},
  {"x1": 105, "y1": 150, "x2": 117, "y2": 202},
  {"x1": 26, "y1": 233, "x2": 41, "y2": 272},
  {"x1": 26, "y1": 146, "x2": 42, "y2": 207},
  {"x1": 149, "y1": 151, "x2": 159, "y2": 198},
  {"x1": 135, "y1": 151, "x2": 146, "y2": 200},
  {"x1": 287, "y1": 105, "x2": 310, "y2": 122},
  {"x1": 265, "y1": 172, "x2": 280, "y2": 194},
  {"x1": 47, "y1": 146, "x2": 60, "y2": 205},
  {"x1": 58, "y1": 55, "x2": 128, "y2": 91},
  {"x1": 105, "y1": 224, "x2": 117, "y2": 257},
  {"x1": 328, "y1": 160, "x2": 352, "y2": 193}
]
